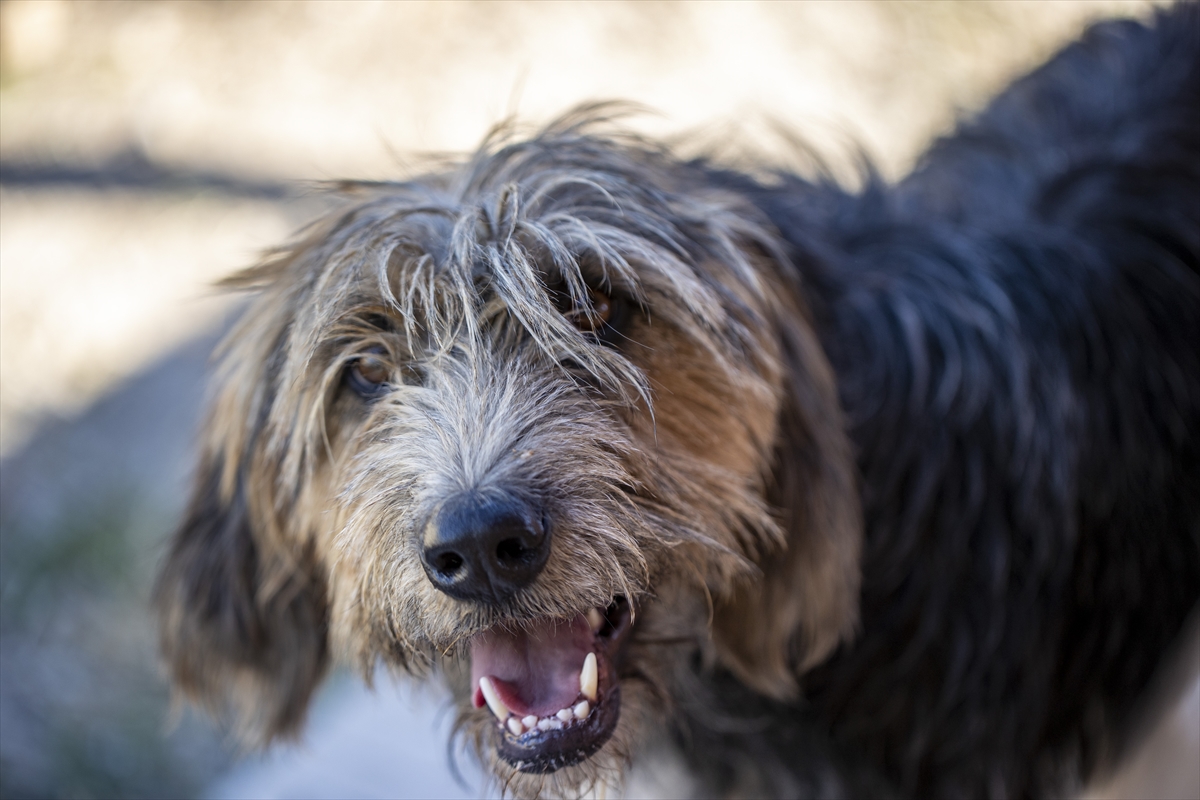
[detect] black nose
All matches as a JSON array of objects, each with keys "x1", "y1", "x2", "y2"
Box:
[{"x1": 420, "y1": 493, "x2": 549, "y2": 604}]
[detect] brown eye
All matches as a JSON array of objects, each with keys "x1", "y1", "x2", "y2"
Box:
[
  {"x1": 568, "y1": 287, "x2": 613, "y2": 333},
  {"x1": 346, "y1": 351, "x2": 391, "y2": 397},
  {"x1": 584, "y1": 288, "x2": 613, "y2": 330},
  {"x1": 355, "y1": 356, "x2": 389, "y2": 384},
  {"x1": 549, "y1": 280, "x2": 622, "y2": 339}
]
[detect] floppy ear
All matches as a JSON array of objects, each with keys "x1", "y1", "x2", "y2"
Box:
[
  {"x1": 155, "y1": 451, "x2": 329, "y2": 743},
  {"x1": 712, "y1": 298, "x2": 862, "y2": 699}
]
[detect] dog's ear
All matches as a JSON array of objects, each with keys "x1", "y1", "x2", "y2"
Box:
[
  {"x1": 155, "y1": 450, "x2": 329, "y2": 743},
  {"x1": 155, "y1": 253, "x2": 332, "y2": 742},
  {"x1": 712, "y1": 305, "x2": 862, "y2": 699},
  {"x1": 155, "y1": 293, "x2": 331, "y2": 742}
]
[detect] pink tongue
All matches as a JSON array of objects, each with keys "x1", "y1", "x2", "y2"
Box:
[{"x1": 470, "y1": 614, "x2": 593, "y2": 718}]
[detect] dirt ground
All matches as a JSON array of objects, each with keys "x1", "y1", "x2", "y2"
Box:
[{"x1": 1, "y1": 2, "x2": 1194, "y2": 798}]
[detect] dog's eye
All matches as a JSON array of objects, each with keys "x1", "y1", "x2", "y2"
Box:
[
  {"x1": 575, "y1": 288, "x2": 613, "y2": 333},
  {"x1": 555, "y1": 286, "x2": 615, "y2": 334},
  {"x1": 346, "y1": 351, "x2": 391, "y2": 397}
]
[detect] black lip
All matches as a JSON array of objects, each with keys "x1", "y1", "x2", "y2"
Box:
[{"x1": 494, "y1": 598, "x2": 634, "y2": 774}]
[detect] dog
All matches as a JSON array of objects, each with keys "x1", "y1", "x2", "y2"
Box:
[{"x1": 155, "y1": 7, "x2": 1200, "y2": 797}]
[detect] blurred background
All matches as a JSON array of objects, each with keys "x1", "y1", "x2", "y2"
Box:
[{"x1": 1, "y1": 2, "x2": 1196, "y2": 798}]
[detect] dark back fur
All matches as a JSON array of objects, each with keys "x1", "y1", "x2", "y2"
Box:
[{"x1": 694, "y1": 7, "x2": 1200, "y2": 797}]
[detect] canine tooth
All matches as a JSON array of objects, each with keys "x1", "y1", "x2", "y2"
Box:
[
  {"x1": 580, "y1": 652, "x2": 598, "y2": 701},
  {"x1": 506, "y1": 717, "x2": 524, "y2": 736},
  {"x1": 587, "y1": 607, "x2": 604, "y2": 632},
  {"x1": 537, "y1": 718, "x2": 563, "y2": 731},
  {"x1": 556, "y1": 708, "x2": 573, "y2": 722},
  {"x1": 479, "y1": 677, "x2": 509, "y2": 721},
  {"x1": 573, "y1": 700, "x2": 590, "y2": 719},
  {"x1": 522, "y1": 715, "x2": 538, "y2": 728}
]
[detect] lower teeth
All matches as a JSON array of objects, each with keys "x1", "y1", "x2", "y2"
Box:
[{"x1": 501, "y1": 699, "x2": 593, "y2": 736}]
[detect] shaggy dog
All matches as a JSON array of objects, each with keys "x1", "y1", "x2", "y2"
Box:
[{"x1": 156, "y1": 7, "x2": 1199, "y2": 797}]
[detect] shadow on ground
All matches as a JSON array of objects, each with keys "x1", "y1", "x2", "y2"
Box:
[{"x1": 0, "y1": 326, "x2": 234, "y2": 798}]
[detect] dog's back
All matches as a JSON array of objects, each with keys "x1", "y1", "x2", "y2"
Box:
[{"x1": 704, "y1": 7, "x2": 1200, "y2": 796}]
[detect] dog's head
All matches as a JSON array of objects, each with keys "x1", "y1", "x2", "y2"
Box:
[{"x1": 155, "y1": 110, "x2": 860, "y2": 795}]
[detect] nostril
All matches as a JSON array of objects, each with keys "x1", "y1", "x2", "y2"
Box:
[
  {"x1": 495, "y1": 537, "x2": 530, "y2": 565},
  {"x1": 433, "y1": 550, "x2": 464, "y2": 576}
]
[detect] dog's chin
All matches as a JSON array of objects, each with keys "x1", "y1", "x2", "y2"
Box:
[{"x1": 468, "y1": 596, "x2": 634, "y2": 774}]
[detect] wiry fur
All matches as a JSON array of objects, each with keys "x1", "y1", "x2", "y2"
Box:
[{"x1": 157, "y1": 8, "x2": 1200, "y2": 798}]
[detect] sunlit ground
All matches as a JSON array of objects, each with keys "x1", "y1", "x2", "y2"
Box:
[{"x1": 1, "y1": 2, "x2": 1194, "y2": 798}]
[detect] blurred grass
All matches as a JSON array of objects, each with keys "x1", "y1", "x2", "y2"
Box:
[{"x1": 1, "y1": 499, "x2": 135, "y2": 630}]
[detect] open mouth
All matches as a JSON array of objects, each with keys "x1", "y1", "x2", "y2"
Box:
[{"x1": 470, "y1": 596, "x2": 633, "y2": 773}]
